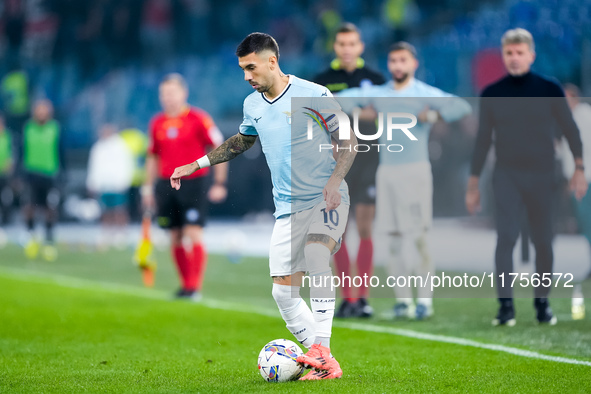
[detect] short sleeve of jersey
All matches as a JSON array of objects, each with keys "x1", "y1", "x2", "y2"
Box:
[
  {"x1": 239, "y1": 99, "x2": 258, "y2": 136},
  {"x1": 147, "y1": 117, "x2": 159, "y2": 155},
  {"x1": 197, "y1": 110, "x2": 224, "y2": 147}
]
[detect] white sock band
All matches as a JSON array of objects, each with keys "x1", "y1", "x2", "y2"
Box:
[
  {"x1": 305, "y1": 243, "x2": 335, "y2": 340},
  {"x1": 272, "y1": 283, "x2": 315, "y2": 348}
]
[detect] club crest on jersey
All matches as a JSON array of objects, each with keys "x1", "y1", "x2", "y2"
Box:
[
  {"x1": 166, "y1": 127, "x2": 179, "y2": 139},
  {"x1": 282, "y1": 111, "x2": 292, "y2": 125}
]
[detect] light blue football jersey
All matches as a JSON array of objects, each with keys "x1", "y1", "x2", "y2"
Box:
[
  {"x1": 240, "y1": 75, "x2": 349, "y2": 218},
  {"x1": 338, "y1": 78, "x2": 471, "y2": 166}
]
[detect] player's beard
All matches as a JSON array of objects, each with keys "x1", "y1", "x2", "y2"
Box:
[
  {"x1": 251, "y1": 82, "x2": 268, "y2": 93},
  {"x1": 393, "y1": 72, "x2": 410, "y2": 84},
  {"x1": 258, "y1": 83, "x2": 270, "y2": 93}
]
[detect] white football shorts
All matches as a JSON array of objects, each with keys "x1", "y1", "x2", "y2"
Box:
[{"x1": 269, "y1": 200, "x2": 349, "y2": 277}]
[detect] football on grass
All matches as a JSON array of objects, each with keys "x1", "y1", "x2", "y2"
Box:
[{"x1": 257, "y1": 339, "x2": 304, "y2": 382}]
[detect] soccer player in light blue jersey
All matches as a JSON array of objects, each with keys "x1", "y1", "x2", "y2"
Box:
[
  {"x1": 339, "y1": 42, "x2": 471, "y2": 320},
  {"x1": 170, "y1": 33, "x2": 357, "y2": 380}
]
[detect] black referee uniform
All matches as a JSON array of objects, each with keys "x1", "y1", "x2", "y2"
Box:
[
  {"x1": 470, "y1": 72, "x2": 583, "y2": 309},
  {"x1": 314, "y1": 59, "x2": 385, "y2": 206}
]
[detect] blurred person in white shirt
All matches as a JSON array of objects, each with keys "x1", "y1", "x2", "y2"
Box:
[
  {"x1": 560, "y1": 84, "x2": 591, "y2": 272},
  {"x1": 87, "y1": 124, "x2": 135, "y2": 249}
]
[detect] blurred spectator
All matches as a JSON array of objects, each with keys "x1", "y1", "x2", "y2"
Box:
[
  {"x1": 560, "y1": 83, "x2": 591, "y2": 278},
  {"x1": 382, "y1": 0, "x2": 419, "y2": 42},
  {"x1": 20, "y1": 0, "x2": 58, "y2": 63},
  {"x1": 2, "y1": 0, "x2": 25, "y2": 64},
  {"x1": 105, "y1": 0, "x2": 142, "y2": 66},
  {"x1": 180, "y1": 0, "x2": 212, "y2": 54},
  {"x1": 87, "y1": 123, "x2": 134, "y2": 249},
  {"x1": 119, "y1": 127, "x2": 148, "y2": 223},
  {"x1": 466, "y1": 29, "x2": 586, "y2": 326},
  {"x1": 0, "y1": 62, "x2": 29, "y2": 142},
  {"x1": 316, "y1": 6, "x2": 342, "y2": 55},
  {"x1": 76, "y1": 1, "x2": 106, "y2": 78},
  {"x1": 21, "y1": 99, "x2": 64, "y2": 262},
  {"x1": 143, "y1": 73, "x2": 227, "y2": 300},
  {"x1": 0, "y1": 113, "x2": 14, "y2": 226},
  {"x1": 314, "y1": 22, "x2": 386, "y2": 319}
]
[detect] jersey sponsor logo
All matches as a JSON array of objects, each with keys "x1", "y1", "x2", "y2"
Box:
[
  {"x1": 321, "y1": 90, "x2": 328, "y2": 96},
  {"x1": 254, "y1": 116, "x2": 262, "y2": 123}
]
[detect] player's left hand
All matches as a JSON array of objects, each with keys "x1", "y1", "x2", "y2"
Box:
[
  {"x1": 208, "y1": 183, "x2": 227, "y2": 203},
  {"x1": 571, "y1": 169, "x2": 588, "y2": 201},
  {"x1": 323, "y1": 178, "x2": 341, "y2": 211}
]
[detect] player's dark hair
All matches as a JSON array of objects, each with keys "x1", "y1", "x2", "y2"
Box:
[
  {"x1": 161, "y1": 73, "x2": 188, "y2": 90},
  {"x1": 389, "y1": 41, "x2": 417, "y2": 58},
  {"x1": 336, "y1": 22, "x2": 361, "y2": 38},
  {"x1": 236, "y1": 32, "x2": 279, "y2": 59}
]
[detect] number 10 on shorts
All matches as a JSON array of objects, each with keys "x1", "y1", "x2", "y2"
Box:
[{"x1": 321, "y1": 208, "x2": 339, "y2": 227}]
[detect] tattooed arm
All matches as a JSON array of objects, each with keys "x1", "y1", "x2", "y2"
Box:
[
  {"x1": 324, "y1": 130, "x2": 357, "y2": 210},
  {"x1": 170, "y1": 133, "x2": 257, "y2": 190},
  {"x1": 208, "y1": 133, "x2": 258, "y2": 165}
]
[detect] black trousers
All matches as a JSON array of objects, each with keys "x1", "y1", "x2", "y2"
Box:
[
  {"x1": 0, "y1": 176, "x2": 9, "y2": 224},
  {"x1": 493, "y1": 166, "x2": 555, "y2": 299}
]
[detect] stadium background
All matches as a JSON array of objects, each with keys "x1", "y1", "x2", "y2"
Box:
[{"x1": 1, "y1": 0, "x2": 590, "y2": 222}]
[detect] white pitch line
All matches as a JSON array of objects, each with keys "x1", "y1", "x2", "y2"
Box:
[
  {"x1": 1, "y1": 266, "x2": 590, "y2": 368},
  {"x1": 335, "y1": 322, "x2": 591, "y2": 367}
]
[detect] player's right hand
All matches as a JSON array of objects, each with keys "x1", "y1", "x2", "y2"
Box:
[
  {"x1": 465, "y1": 175, "x2": 481, "y2": 215},
  {"x1": 170, "y1": 162, "x2": 200, "y2": 190},
  {"x1": 465, "y1": 188, "x2": 481, "y2": 215},
  {"x1": 323, "y1": 176, "x2": 342, "y2": 211}
]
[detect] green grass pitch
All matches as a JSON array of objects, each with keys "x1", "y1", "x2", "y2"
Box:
[{"x1": 0, "y1": 244, "x2": 590, "y2": 392}]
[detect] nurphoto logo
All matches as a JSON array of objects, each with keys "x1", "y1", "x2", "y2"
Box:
[{"x1": 304, "y1": 107, "x2": 418, "y2": 152}]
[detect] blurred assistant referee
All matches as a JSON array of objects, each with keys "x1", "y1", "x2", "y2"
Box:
[
  {"x1": 142, "y1": 74, "x2": 228, "y2": 300},
  {"x1": 314, "y1": 23, "x2": 385, "y2": 318},
  {"x1": 466, "y1": 29, "x2": 587, "y2": 326}
]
